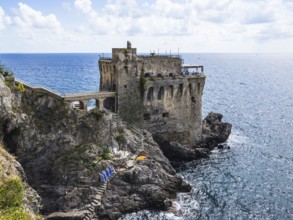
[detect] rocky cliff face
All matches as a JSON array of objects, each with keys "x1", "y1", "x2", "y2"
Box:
[{"x1": 0, "y1": 76, "x2": 191, "y2": 219}]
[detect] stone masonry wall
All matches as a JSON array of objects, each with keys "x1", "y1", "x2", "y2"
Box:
[
  {"x1": 99, "y1": 44, "x2": 206, "y2": 146},
  {"x1": 99, "y1": 60, "x2": 114, "y2": 91},
  {"x1": 143, "y1": 75, "x2": 205, "y2": 145},
  {"x1": 141, "y1": 57, "x2": 182, "y2": 76}
]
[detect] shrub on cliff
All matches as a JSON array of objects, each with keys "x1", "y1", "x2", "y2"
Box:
[
  {"x1": 0, "y1": 177, "x2": 32, "y2": 220},
  {"x1": 0, "y1": 145, "x2": 38, "y2": 220},
  {"x1": 116, "y1": 133, "x2": 126, "y2": 146},
  {"x1": 0, "y1": 64, "x2": 14, "y2": 77},
  {"x1": 0, "y1": 177, "x2": 23, "y2": 208},
  {"x1": 89, "y1": 109, "x2": 105, "y2": 121}
]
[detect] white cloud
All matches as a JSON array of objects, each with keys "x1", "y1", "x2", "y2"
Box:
[
  {"x1": 0, "y1": 6, "x2": 11, "y2": 30},
  {"x1": 14, "y1": 3, "x2": 62, "y2": 33},
  {"x1": 2, "y1": 0, "x2": 293, "y2": 52}
]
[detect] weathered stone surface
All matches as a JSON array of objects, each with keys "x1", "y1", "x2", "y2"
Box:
[
  {"x1": 158, "y1": 141, "x2": 209, "y2": 161},
  {"x1": 200, "y1": 112, "x2": 232, "y2": 149},
  {"x1": 0, "y1": 76, "x2": 191, "y2": 219},
  {"x1": 156, "y1": 112, "x2": 232, "y2": 161},
  {"x1": 99, "y1": 43, "x2": 205, "y2": 146},
  {"x1": 46, "y1": 210, "x2": 86, "y2": 220}
]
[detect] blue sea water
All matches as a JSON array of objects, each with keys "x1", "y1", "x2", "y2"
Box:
[
  {"x1": 1, "y1": 53, "x2": 293, "y2": 219},
  {"x1": 0, "y1": 53, "x2": 101, "y2": 95}
]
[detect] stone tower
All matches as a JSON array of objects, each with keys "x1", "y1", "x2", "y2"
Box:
[{"x1": 99, "y1": 42, "x2": 205, "y2": 146}]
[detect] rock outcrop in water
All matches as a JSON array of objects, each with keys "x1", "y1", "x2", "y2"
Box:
[
  {"x1": 157, "y1": 112, "x2": 232, "y2": 161},
  {"x1": 0, "y1": 75, "x2": 191, "y2": 219}
]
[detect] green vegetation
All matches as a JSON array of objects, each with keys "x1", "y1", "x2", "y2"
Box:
[
  {"x1": 0, "y1": 64, "x2": 14, "y2": 77},
  {"x1": 58, "y1": 144, "x2": 87, "y2": 166},
  {"x1": 0, "y1": 178, "x2": 23, "y2": 209},
  {"x1": 99, "y1": 146, "x2": 112, "y2": 160},
  {"x1": 123, "y1": 48, "x2": 128, "y2": 57},
  {"x1": 90, "y1": 109, "x2": 105, "y2": 121},
  {"x1": 140, "y1": 76, "x2": 147, "y2": 96},
  {"x1": 116, "y1": 133, "x2": 126, "y2": 146},
  {"x1": 0, "y1": 176, "x2": 33, "y2": 220},
  {"x1": 4, "y1": 81, "x2": 14, "y2": 91},
  {"x1": 17, "y1": 83, "x2": 25, "y2": 93},
  {"x1": 0, "y1": 145, "x2": 33, "y2": 220}
]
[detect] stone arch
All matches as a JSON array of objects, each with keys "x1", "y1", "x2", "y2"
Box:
[
  {"x1": 157, "y1": 73, "x2": 163, "y2": 78},
  {"x1": 70, "y1": 101, "x2": 85, "y2": 110},
  {"x1": 158, "y1": 87, "x2": 164, "y2": 100},
  {"x1": 103, "y1": 97, "x2": 115, "y2": 111},
  {"x1": 87, "y1": 99, "x2": 97, "y2": 111},
  {"x1": 169, "y1": 73, "x2": 174, "y2": 77},
  {"x1": 147, "y1": 87, "x2": 154, "y2": 101}
]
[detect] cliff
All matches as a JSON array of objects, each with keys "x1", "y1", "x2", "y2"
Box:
[{"x1": 0, "y1": 75, "x2": 191, "y2": 219}]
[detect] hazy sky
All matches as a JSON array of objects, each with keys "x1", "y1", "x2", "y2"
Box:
[{"x1": 0, "y1": 0, "x2": 292, "y2": 53}]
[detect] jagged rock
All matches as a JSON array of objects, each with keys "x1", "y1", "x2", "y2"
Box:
[
  {"x1": 158, "y1": 141, "x2": 209, "y2": 161},
  {"x1": 98, "y1": 159, "x2": 191, "y2": 219},
  {"x1": 0, "y1": 76, "x2": 191, "y2": 219},
  {"x1": 200, "y1": 112, "x2": 232, "y2": 149}
]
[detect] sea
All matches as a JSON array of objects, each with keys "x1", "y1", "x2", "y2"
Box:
[{"x1": 0, "y1": 53, "x2": 292, "y2": 220}]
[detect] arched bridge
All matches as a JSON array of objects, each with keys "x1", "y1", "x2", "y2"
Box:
[
  {"x1": 63, "y1": 92, "x2": 116, "y2": 112},
  {"x1": 14, "y1": 79, "x2": 116, "y2": 112}
]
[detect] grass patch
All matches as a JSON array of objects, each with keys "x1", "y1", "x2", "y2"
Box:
[
  {"x1": 0, "y1": 177, "x2": 23, "y2": 209},
  {"x1": 140, "y1": 76, "x2": 147, "y2": 96}
]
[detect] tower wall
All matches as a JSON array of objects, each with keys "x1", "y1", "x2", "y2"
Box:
[{"x1": 98, "y1": 42, "x2": 206, "y2": 146}]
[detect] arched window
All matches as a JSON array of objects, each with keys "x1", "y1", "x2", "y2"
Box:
[
  {"x1": 144, "y1": 73, "x2": 151, "y2": 77},
  {"x1": 157, "y1": 73, "x2": 162, "y2": 78},
  {"x1": 87, "y1": 99, "x2": 97, "y2": 111},
  {"x1": 147, "y1": 87, "x2": 154, "y2": 101},
  {"x1": 169, "y1": 73, "x2": 174, "y2": 77},
  {"x1": 158, "y1": 87, "x2": 164, "y2": 100}
]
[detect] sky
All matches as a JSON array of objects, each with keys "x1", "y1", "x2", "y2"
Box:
[{"x1": 0, "y1": 0, "x2": 293, "y2": 53}]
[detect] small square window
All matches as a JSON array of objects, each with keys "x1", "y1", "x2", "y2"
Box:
[
  {"x1": 162, "y1": 112, "x2": 169, "y2": 118},
  {"x1": 143, "y1": 113, "x2": 151, "y2": 120},
  {"x1": 124, "y1": 85, "x2": 127, "y2": 88}
]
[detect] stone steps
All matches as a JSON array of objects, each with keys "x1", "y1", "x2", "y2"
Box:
[{"x1": 82, "y1": 177, "x2": 114, "y2": 219}]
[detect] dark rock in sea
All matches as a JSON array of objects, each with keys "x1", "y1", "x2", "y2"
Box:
[
  {"x1": 158, "y1": 141, "x2": 210, "y2": 161},
  {"x1": 200, "y1": 112, "x2": 232, "y2": 149}
]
